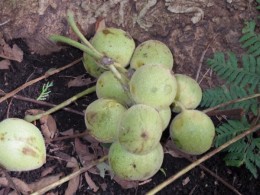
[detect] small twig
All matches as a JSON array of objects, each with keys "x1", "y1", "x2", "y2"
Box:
[
  {"x1": 0, "y1": 19, "x2": 11, "y2": 26},
  {"x1": 0, "y1": 91, "x2": 84, "y2": 116},
  {"x1": 6, "y1": 98, "x2": 13, "y2": 118},
  {"x1": 50, "y1": 131, "x2": 89, "y2": 142},
  {"x1": 31, "y1": 155, "x2": 108, "y2": 195},
  {"x1": 24, "y1": 86, "x2": 96, "y2": 122},
  {"x1": 203, "y1": 93, "x2": 260, "y2": 113},
  {"x1": 146, "y1": 123, "x2": 260, "y2": 195},
  {"x1": 0, "y1": 57, "x2": 83, "y2": 104},
  {"x1": 196, "y1": 34, "x2": 218, "y2": 82},
  {"x1": 184, "y1": 157, "x2": 242, "y2": 195}
]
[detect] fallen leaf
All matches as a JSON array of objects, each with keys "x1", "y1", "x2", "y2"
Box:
[
  {"x1": 0, "y1": 59, "x2": 11, "y2": 69},
  {"x1": 99, "y1": 182, "x2": 107, "y2": 191},
  {"x1": 59, "y1": 128, "x2": 74, "y2": 136},
  {"x1": 182, "y1": 177, "x2": 190, "y2": 186},
  {"x1": 164, "y1": 139, "x2": 193, "y2": 159},
  {"x1": 0, "y1": 38, "x2": 23, "y2": 62},
  {"x1": 95, "y1": 18, "x2": 106, "y2": 32},
  {"x1": 41, "y1": 165, "x2": 56, "y2": 177},
  {"x1": 84, "y1": 172, "x2": 99, "y2": 192},
  {"x1": 65, "y1": 157, "x2": 80, "y2": 195},
  {"x1": 113, "y1": 176, "x2": 138, "y2": 189},
  {"x1": 67, "y1": 75, "x2": 93, "y2": 88},
  {"x1": 28, "y1": 173, "x2": 63, "y2": 192},
  {"x1": 0, "y1": 177, "x2": 32, "y2": 194},
  {"x1": 25, "y1": 109, "x2": 58, "y2": 139},
  {"x1": 75, "y1": 138, "x2": 96, "y2": 166}
]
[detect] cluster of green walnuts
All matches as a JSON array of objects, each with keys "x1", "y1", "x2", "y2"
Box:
[{"x1": 83, "y1": 27, "x2": 216, "y2": 181}]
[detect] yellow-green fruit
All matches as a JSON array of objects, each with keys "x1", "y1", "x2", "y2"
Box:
[
  {"x1": 170, "y1": 110, "x2": 215, "y2": 155},
  {"x1": 158, "y1": 107, "x2": 171, "y2": 131},
  {"x1": 0, "y1": 118, "x2": 46, "y2": 171},
  {"x1": 129, "y1": 64, "x2": 177, "y2": 109},
  {"x1": 118, "y1": 104, "x2": 163, "y2": 154},
  {"x1": 173, "y1": 74, "x2": 202, "y2": 112},
  {"x1": 85, "y1": 99, "x2": 127, "y2": 143},
  {"x1": 91, "y1": 27, "x2": 135, "y2": 67},
  {"x1": 130, "y1": 40, "x2": 174, "y2": 70},
  {"x1": 109, "y1": 142, "x2": 164, "y2": 181},
  {"x1": 82, "y1": 53, "x2": 105, "y2": 78},
  {"x1": 96, "y1": 71, "x2": 132, "y2": 106}
]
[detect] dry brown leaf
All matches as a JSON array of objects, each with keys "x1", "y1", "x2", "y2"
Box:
[
  {"x1": 95, "y1": 18, "x2": 106, "y2": 32},
  {"x1": 113, "y1": 176, "x2": 138, "y2": 189},
  {"x1": 65, "y1": 157, "x2": 80, "y2": 195},
  {"x1": 84, "y1": 172, "x2": 99, "y2": 192},
  {"x1": 28, "y1": 173, "x2": 63, "y2": 192},
  {"x1": 25, "y1": 109, "x2": 58, "y2": 139},
  {"x1": 59, "y1": 128, "x2": 74, "y2": 136},
  {"x1": 100, "y1": 182, "x2": 107, "y2": 191},
  {"x1": 0, "y1": 59, "x2": 11, "y2": 69},
  {"x1": 67, "y1": 75, "x2": 93, "y2": 88},
  {"x1": 75, "y1": 138, "x2": 96, "y2": 166},
  {"x1": 0, "y1": 39, "x2": 23, "y2": 62},
  {"x1": 0, "y1": 177, "x2": 32, "y2": 194},
  {"x1": 182, "y1": 177, "x2": 190, "y2": 186},
  {"x1": 41, "y1": 165, "x2": 56, "y2": 177}
]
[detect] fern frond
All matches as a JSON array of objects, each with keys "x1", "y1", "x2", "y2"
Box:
[
  {"x1": 215, "y1": 120, "x2": 250, "y2": 147},
  {"x1": 201, "y1": 85, "x2": 258, "y2": 115},
  {"x1": 239, "y1": 21, "x2": 260, "y2": 57},
  {"x1": 207, "y1": 52, "x2": 260, "y2": 90}
]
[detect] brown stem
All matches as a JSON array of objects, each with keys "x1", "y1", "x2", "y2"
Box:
[
  {"x1": 146, "y1": 123, "x2": 260, "y2": 195},
  {"x1": 0, "y1": 57, "x2": 82, "y2": 104},
  {"x1": 203, "y1": 93, "x2": 260, "y2": 113}
]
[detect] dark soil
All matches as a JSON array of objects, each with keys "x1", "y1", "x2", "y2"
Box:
[{"x1": 0, "y1": 39, "x2": 259, "y2": 195}]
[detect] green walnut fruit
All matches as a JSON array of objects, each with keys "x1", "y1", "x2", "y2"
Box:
[
  {"x1": 172, "y1": 74, "x2": 202, "y2": 112},
  {"x1": 118, "y1": 104, "x2": 163, "y2": 154},
  {"x1": 158, "y1": 107, "x2": 172, "y2": 131},
  {"x1": 82, "y1": 53, "x2": 105, "y2": 78},
  {"x1": 170, "y1": 110, "x2": 215, "y2": 155},
  {"x1": 96, "y1": 71, "x2": 132, "y2": 106},
  {"x1": 129, "y1": 64, "x2": 177, "y2": 109},
  {"x1": 130, "y1": 40, "x2": 174, "y2": 70},
  {"x1": 91, "y1": 27, "x2": 135, "y2": 67},
  {"x1": 0, "y1": 118, "x2": 46, "y2": 171},
  {"x1": 85, "y1": 98, "x2": 127, "y2": 143},
  {"x1": 109, "y1": 142, "x2": 164, "y2": 181}
]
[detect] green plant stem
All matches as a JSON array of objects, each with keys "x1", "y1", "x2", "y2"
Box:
[
  {"x1": 49, "y1": 35, "x2": 103, "y2": 60},
  {"x1": 24, "y1": 86, "x2": 96, "y2": 122},
  {"x1": 203, "y1": 93, "x2": 260, "y2": 113},
  {"x1": 31, "y1": 155, "x2": 108, "y2": 195},
  {"x1": 67, "y1": 10, "x2": 101, "y2": 56},
  {"x1": 146, "y1": 123, "x2": 260, "y2": 195}
]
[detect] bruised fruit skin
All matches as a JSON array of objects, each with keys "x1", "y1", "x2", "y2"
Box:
[
  {"x1": 129, "y1": 64, "x2": 177, "y2": 109},
  {"x1": 158, "y1": 107, "x2": 172, "y2": 131},
  {"x1": 0, "y1": 118, "x2": 46, "y2": 171},
  {"x1": 96, "y1": 71, "x2": 132, "y2": 106},
  {"x1": 82, "y1": 53, "x2": 105, "y2": 78},
  {"x1": 85, "y1": 99, "x2": 127, "y2": 143},
  {"x1": 172, "y1": 74, "x2": 202, "y2": 112},
  {"x1": 130, "y1": 40, "x2": 174, "y2": 70},
  {"x1": 109, "y1": 142, "x2": 164, "y2": 181},
  {"x1": 118, "y1": 104, "x2": 163, "y2": 154},
  {"x1": 91, "y1": 27, "x2": 135, "y2": 67},
  {"x1": 170, "y1": 110, "x2": 215, "y2": 155}
]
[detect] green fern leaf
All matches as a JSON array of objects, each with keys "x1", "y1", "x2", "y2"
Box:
[
  {"x1": 224, "y1": 152, "x2": 244, "y2": 167},
  {"x1": 207, "y1": 52, "x2": 260, "y2": 91},
  {"x1": 215, "y1": 120, "x2": 250, "y2": 147}
]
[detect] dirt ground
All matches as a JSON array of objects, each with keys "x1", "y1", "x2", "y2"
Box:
[{"x1": 0, "y1": 0, "x2": 260, "y2": 194}]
